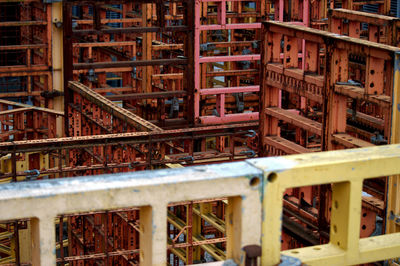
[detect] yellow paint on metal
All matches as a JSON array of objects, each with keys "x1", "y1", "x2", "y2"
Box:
[
  {"x1": 386, "y1": 52, "x2": 400, "y2": 265},
  {"x1": 255, "y1": 145, "x2": 400, "y2": 265}
]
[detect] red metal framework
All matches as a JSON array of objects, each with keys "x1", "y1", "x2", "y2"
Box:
[
  {"x1": 0, "y1": 99, "x2": 62, "y2": 142},
  {"x1": 0, "y1": 118, "x2": 257, "y2": 264},
  {"x1": 63, "y1": 0, "x2": 195, "y2": 129},
  {"x1": 191, "y1": 0, "x2": 332, "y2": 126},
  {"x1": 194, "y1": 0, "x2": 268, "y2": 124},
  {"x1": 0, "y1": 0, "x2": 55, "y2": 101},
  {"x1": 331, "y1": 0, "x2": 391, "y2": 15},
  {"x1": 328, "y1": 8, "x2": 400, "y2": 46},
  {"x1": 260, "y1": 20, "x2": 399, "y2": 248},
  {"x1": 0, "y1": 0, "x2": 398, "y2": 264},
  {"x1": 64, "y1": 78, "x2": 256, "y2": 264}
]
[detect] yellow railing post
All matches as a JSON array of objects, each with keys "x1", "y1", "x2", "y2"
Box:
[
  {"x1": 31, "y1": 217, "x2": 56, "y2": 265},
  {"x1": 386, "y1": 51, "x2": 400, "y2": 265},
  {"x1": 226, "y1": 196, "x2": 242, "y2": 261},
  {"x1": 140, "y1": 205, "x2": 168, "y2": 266},
  {"x1": 330, "y1": 181, "x2": 362, "y2": 257},
  {"x1": 261, "y1": 171, "x2": 284, "y2": 265},
  {"x1": 387, "y1": 52, "x2": 400, "y2": 234}
]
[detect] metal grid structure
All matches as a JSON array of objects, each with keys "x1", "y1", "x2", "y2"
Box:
[
  {"x1": 0, "y1": 0, "x2": 64, "y2": 139},
  {"x1": 328, "y1": 8, "x2": 400, "y2": 46},
  {"x1": 193, "y1": 0, "x2": 266, "y2": 124},
  {"x1": 0, "y1": 121, "x2": 257, "y2": 264},
  {"x1": 259, "y1": 20, "x2": 400, "y2": 249},
  {"x1": 61, "y1": 3, "x2": 197, "y2": 261},
  {"x1": 63, "y1": 0, "x2": 195, "y2": 129},
  {"x1": 331, "y1": 0, "x2": 391, "y2": 15},
  {"x1": 1, "y1": 145, "x2": 400, "y2": 265},
  {"x1": 192, "y1": 0, "x2": 332, "y2": 126},
  {"x1": 0, "y1": 0, "x2": 52, "y2": 99},
  {"x1": 0, "y1": 81, "x2": 258, "y2": 264},
  {"x1": 0, "y1": 0, "x2": 400, "y2": 264}
]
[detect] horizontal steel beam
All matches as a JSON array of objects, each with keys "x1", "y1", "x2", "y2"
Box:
[
  {"x1": 0, "y1": 122, "x2": 257, "y2": 153},
  {"x1": 72, "y1": 26, "x2": 189, "y2": 36},
  {"x1": 68, "y1": 81, "x2": 162, "y2": 132},
  {"x1": 106, "y1": 91, "x2": 187, "y2": 101},
  {"x1": 73, "y1": 58, "x2": 188, "y2": 70}
]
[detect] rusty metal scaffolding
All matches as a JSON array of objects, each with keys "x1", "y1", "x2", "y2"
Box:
[
  {"x1": 0, "y1": 0, "x2": 399, "y2": 264},
  {"x1": 63, "y1": 0, "x2": 195, "y2": 129},
  {"x1": 193, "y1": 0, "x2": 266, "y2": 124},
  {"x1": 0, "y1": 118, "x2": 257, "y2": 264},
  {"x1": 0, "y1": 0, "x2": 52, "y2": 99},
  {"x1": 259, "y1": 19, "x2": 399, "y2": 248},
  {"x1": 0, "y1": 0, "x2": 63, "y2": 140}
]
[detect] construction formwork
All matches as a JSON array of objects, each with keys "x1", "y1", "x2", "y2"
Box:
[
  {"x1": 63, "y1": 0, "x2": 195, "y2": 129},
  {"x1": 0, "y1": 0, "x2": 399, "y2": 265},
  {"x1": 328, "y1": 8, "x2": 400, "y2": 46},
  {"x1": 193, "y1": 0, "x2": 267, "y2": 124},
  {"x1": 259, "y1": 20, "x2": 399, "y2": 248},
  {"x1": 59, "y1": 2, "x2": 272, "y2": 261},
  {"x1": 0, "y1": 118, "x2": 257, "y2": 264},
  {"x1": 0, "y1": 0, "x2": 261, "y2": 264},
  {"x1": 192, "y1": 0, "x2": 327, "y2": 125},
  {"x1": 0, "y1": 0, "x2": 64, "y2": 140},
  {"x1": 0, "y1": 0, "x2": 52, "y2": 100},
  {"x1": 64, "y1": 81, "x2": 258, "y2": 264},
  {"x1": 257, "y1": 6, "x2": 398, "y2": 251},
  {"x1": 331, "y1": 0, "x2": 391, "y2": 15}
]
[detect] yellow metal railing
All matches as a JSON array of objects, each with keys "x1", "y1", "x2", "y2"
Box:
[
  {"x1": 1, "y1": 145, "x2": 400, "y2": 265},
  {"x1": 251, "y1": 145, "x2": 400, "y2": 265},
  {"x1": 0, "y1": 160, "x2": 263, "y2": 265}
]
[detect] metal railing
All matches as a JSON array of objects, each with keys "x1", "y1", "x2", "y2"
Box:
[{"x1": 1, "y1": 145, "x2": 400, "y2": 265}]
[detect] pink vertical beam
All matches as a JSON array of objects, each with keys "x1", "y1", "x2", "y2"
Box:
[
  {"x1": 217, "y1": 0, "x2": 226, "y2": 25},
  {"x1": 194, "y1": 0, "x2": 262, "y2": 124},
  {"x1": 303, "y1": 0, "x2": 309, "y2": 26},
  {"x1": 194, "y1": 0, "x2": 201, "y2": 121},
  {"x1": 301, "y1": 0, "x2": 309, "y2": 70},
  {"x1": 301, "y1": 0, "x2": 309, "y2": 107},
  {"x1": 216, "y1": 0, "x2": 226, "y2": 120},
  {"x1": 278, "y1": 0, "x2": 284, "y2": 108}
]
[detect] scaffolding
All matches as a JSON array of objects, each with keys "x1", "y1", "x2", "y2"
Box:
[{"x1": 0, "y1": 0, "x2": 400, "y2": 265}]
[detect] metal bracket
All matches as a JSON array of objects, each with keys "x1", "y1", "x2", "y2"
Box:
[
  {"x1": 240, "y1": 150, "x2": 256, "y2": 158},
  {"x1": 245, "y1": 130, "x2": 257, "y2": 138},
  {"x1": 200, "y1": 43, "x2": 216, "y2": 52},
  {"x1": 169, "y1": 97, "x2": 180, "y2": 118},
  {"x1": 24, "y1": 169, "x2": 40, "y2": 181},
  {"x1": 388, "y1": 211, "x2": 400, "y2": 225},
  {"x1": 178, "y1": 156, "x2": 194, "y2": 162},
  {"x1": 234, "y1": 93, "x2": 245, "y2": 113}
]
